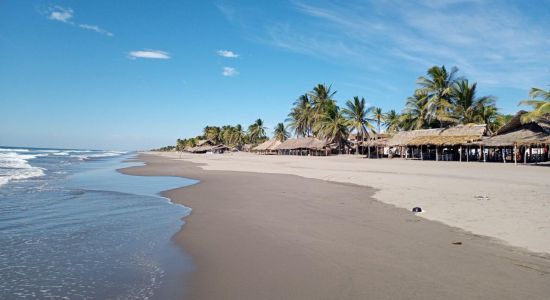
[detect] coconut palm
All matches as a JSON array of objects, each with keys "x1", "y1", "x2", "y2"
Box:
[
  {"x1": 314, "y1": 106, "x2": 349, "y2": 154},
  {"x1": 203, "y1": 126, "x2": 221, "y2": 143},
  {"x1": 309, "y1": 84, "x2": 337, "y2": 135},
  {"x1": 342, "y1": 96, "x2": 375, "y2": 155},
  {"x1": 371, "y1": 107, "x2": 384, "y2": 134},
  {"x1": 519, "y1": 86, "x2": 550, "y2": 123},
  {"x1": 400, "y1": 92, "x2": 430, "y2": 130},
  {"x1": 248, "y1": 118, "x2": 267, "y2": 144},
  {"x1": 417, "y1": 65, "x2": 461, "y2": 127},
  {"x1": 273, "y1": 122, "x2": 289, "y2": 142},
  {"x1": 287, "y1": 94, "x2": 314, "y2": 137},
  {"x1": 383, "y1": 109, "x2": 400, "y2": 133},
  {"x1": 232, "y1": 124, "x2": 247, "y2": 147},
  {"x1": 452, "y1": 80, "x2": 496, "y2": 125}
]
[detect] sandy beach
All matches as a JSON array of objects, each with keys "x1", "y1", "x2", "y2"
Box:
[{"x1": 122, "y1": 152, "x2": 550, "y2": 300}]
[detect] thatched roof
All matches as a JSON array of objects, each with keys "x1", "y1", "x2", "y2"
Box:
[
  {"x1": 275, "y1": 137, "x2": 329, "y2": 150},
  {"x1": 189, "y1": 143, "x2": 228, "y2": 153},
  {"x1": 475, "y1": 111, "x2": 550, "y2": 147},
  {"x1": 387, "y1": 124, "x2": 486, "y2": 146},
  {"x1": 253, "y1": 139, "x2": 282, "y2": 151},
  {"x1": 408, "y1": 135, "x2": 483, "y2": 146}
]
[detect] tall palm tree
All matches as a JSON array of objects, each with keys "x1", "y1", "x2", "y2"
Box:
[
  {"x1": 273, "y1": 122, "x2": 289, "y2": 142},
  {"x1": 342, "y1": 96, "x2": 374, "y2": 155},
  {"x1": 309, "y1": 84, "x2": 337, "y2": 136},
  {"x1": 477, "y1": 105, "x2": 501, "y2": 135},
  {"x1": 248, "y1": 118, "x2": 267, "y2": 144},
  {"x1": 232, "y1": 124, "x2": 246, "y2": 147},
  {"x1": 519, "y1": 86, "x2": 550, "y2": 123},
  {"x1": 400, "y1": 92, "x2": 429, "y2": 130},
  {"x1": 417, "y1": 65, "x2": 461, "y2": 127},
  {"x1": 371, "y1": 107, "x2": 384, "y2": 134},
  {"x1": 452, "y1": 80, "x2": 495, "y2": 125},
  {"x1": 203, "y1": 126, "x2": 221, "y2": 143},
  {"x1": 287, "y1": 94, "x2": 313, "y2": 137},
  {"x1": 314, "y1": 106, "x2": 349, "y2": 154},
  {"x1": 383, "y1": 109, "x2": 400, "y2": 133}
]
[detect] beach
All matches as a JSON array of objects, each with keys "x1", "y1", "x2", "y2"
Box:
[{"x1": 121, "y1": 152, "x2": 550, "y2": 300}]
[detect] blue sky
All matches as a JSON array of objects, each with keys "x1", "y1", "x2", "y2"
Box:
[{"x1": 1, "y1": 0, "x2": 549, "y2": 150}]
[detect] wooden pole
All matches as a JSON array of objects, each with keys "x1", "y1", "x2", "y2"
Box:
[
  {"x1": 420, "y1": 145, "x2": 423, "y2": 160},
  {"x1": 466, "y1": 146, "x2": 469, "y2": 162},
  {"x1": 436, "y1": 146, "x2": 439, "y2": 161},
  {"x1": 459, "y1": 146, "x2": 462, "y2": 162},
  {"x1": 502, "y1": 147, "x2": 506, "y2": 163},
  {"x1": 514, "y1": 144, "x2": 517, "y2": 165}
]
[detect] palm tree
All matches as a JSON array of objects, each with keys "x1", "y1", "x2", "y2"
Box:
[
  {"x1": 452, "y1": 80, "x2": 496, "y2": 125},
  {"x1": 477, "y1": 105, "x2": 501, "y2": 134},
  {"x1": 273, "y1": 122, "x2": 289, "y2": 142},
  {"x1": 309, "y1": 84, "x2": 337, "y2": 135},
  {"x1": 383, "y1": 109, "x2": 400, "y2": 133},
  {"x1": 417, "y1": 65, "x2": 461, "y2": 127},
  {"x1": 400, "y1": 92, "x2": 429, "y2": 130},
  {"x1": 287, "y1": 94, "x2": 313, "y2": 137},
  {"x1": 203, "y1": 126, "x2": 221, "y2": 143},
  {"x1": 232, "y1": 124, "x2": 247, "y2": 147},
  {"x1": 342, "y1": 96, "x2": 374, "y2": 155},
  {"x1": 314, "y1": 106, "x2": 349, "y2": 154},
  {"x1": 519, "y1": 86, "x2": 550, "y2": 123},
  {"x1": 248, "y1": 118, "x2": 267, "y2": 144},
  {"x1": 371, "y1": 107, "x2": 384, "y2": 134}
]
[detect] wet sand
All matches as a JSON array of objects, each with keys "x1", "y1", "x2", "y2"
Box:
[{"x1": 121, "y1": 153, "x2": 550, "y2": 300}]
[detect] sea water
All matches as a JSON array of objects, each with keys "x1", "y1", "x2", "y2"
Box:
[{"x1": 0, "y1": 147, "x2": 197, "y2": 299}]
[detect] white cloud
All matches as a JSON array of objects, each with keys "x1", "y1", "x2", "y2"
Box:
[
  {"x1": 48, "y1": 6, "x2": 74, "y2": 23},
  {"x1": 222, "y1": 67, "x2": 238, "y2": 76},
  {"x1": 46, "y1": 6, "x2": 113, "y2": 37},
  {"x1": 79, "y1": 24, "x2": 113, "y2": 37},
  {"x1": 128, "y1": 50, "x2": 171, "y2": 60},
  {"x1": 217, "y1": 50, "x2": 239, "y2": 58}
]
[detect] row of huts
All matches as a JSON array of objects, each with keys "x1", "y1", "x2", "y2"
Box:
[
  {"x1": 184, "y1": 111, "x2": 549, "y2": 164},
  {"x1": 249, "y1": 111, "x2": 550, "y2": 164}
]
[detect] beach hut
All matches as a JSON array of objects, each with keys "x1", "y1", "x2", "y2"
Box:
[
  {"x1": 252, "y1": 139, "x2": 283, "y2": 155},
  {"x1": 474, "y1": 111, "x2": 550, "y2": 164},
  {"x1": 275, "y1": 137, "x2": 330, "y2": 156},
  {"x1": 364, "y1": 133, "x2": 391, "y2": 158},
  {"x1": 386, "y1": 124, "x2": 487, "y2": 161}
]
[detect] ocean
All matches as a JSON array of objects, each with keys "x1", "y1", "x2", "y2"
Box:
[{"x1": 0, "y1": 147, "x2": 197, "y2": 299}]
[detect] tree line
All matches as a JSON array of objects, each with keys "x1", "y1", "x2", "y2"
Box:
[{"x1": 166, "y1": 65, "x2": 548, "y2": 152}]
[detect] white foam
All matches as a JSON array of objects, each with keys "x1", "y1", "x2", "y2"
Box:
[
  {"x1": 0, "y1": 148, "x2": 30, "y2": 152},
  {"x1": 74, "y1": 151, "x2": 127, "y2": 160},
  {"x1": 0, "y1": 152, "x2": 45, "y2": 188}
]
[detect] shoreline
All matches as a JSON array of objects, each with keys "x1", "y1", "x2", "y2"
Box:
[{"x1": 121, "y1": 152, "x2": 550, "y2": 299}]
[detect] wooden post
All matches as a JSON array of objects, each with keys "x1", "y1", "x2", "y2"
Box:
[
  {"x1": 367, "y1": 146, "x2": 371, "y2": 158},
  {"x1": 513, "y1": 144, "x2": 517, "y2": 165},
  {"x1": 459, "y1": 146, "x2": 462, "y2": 162},
  {"x1": 420, "y1": 145, "x2": 423, "y2": 160},
  {"x1": 502, "y1": 147, "x2": 506, "y2": 163},
  {"x1": 436, "y1": 146, "x2": 439, "y2": 161},
  {"x1": 466, "y1": 146, "x2": 469, "y2": 162},
  {"x1": 529, "y1": 146, "x2": 532, "y2": 163}
]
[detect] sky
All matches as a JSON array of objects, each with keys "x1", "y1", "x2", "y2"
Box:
[{"x1": 1, "y1": 0, "x2": 549, "y2": 150}]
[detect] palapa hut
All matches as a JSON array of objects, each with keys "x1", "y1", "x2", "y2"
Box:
[
  {"x1": 188, "y1": 140, "x2": 229, "y2": 154},
  {"x1": 275, "y1": 137, "x2": 330, "y2": 156},
  {"x1": 364, "y1": 133, "x2": 391, "y2": 158},
  {"x1": 474, "y1": 111, "x2": 550, "y2": 163},
  {"x1": 387, "y1": 124, "x2": 487, "y2": 161},
  {"x1": 252, "y1": 139, "x2": 282, "y2": 155}
]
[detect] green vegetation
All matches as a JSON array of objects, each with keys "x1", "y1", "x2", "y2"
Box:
[
  {"x1": 170, "y1": 65, "x2": 546, "y2": 151},
  {"x1": 519, "y1": 86, "x2": 550, "y2": 123}
]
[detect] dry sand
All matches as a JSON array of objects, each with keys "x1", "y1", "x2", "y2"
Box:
[
  {"x1": 159, "y1": 151, "x2": 550, "y2": 255},
  {"x1": 122, "y1": 153, "x2": 550, "y2": 300}
]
